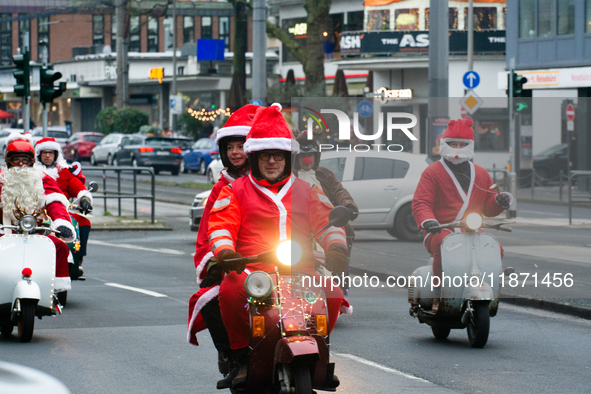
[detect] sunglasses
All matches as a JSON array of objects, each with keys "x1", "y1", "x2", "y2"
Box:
[
  {"x1": 9, "y1": 156, "x2": 32, "y2": 164},
  {"x1": 259, "y1": 152, "x2": 286, "y2": 162}
]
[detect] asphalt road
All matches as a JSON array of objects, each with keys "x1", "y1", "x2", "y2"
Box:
[{"x1": 2, "y1": 201, "x2": 591, "y2": 393}]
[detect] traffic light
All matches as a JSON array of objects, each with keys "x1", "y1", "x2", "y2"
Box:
[
  {"x1": 506, "y1": 73, "x2": 528, "y2": 98},
  {"x1": 12, "y1": 51, "x2": 30, "y2": 98},
  {"x1": 40, "y1": 65, "x2": 66, "y2": 104}
]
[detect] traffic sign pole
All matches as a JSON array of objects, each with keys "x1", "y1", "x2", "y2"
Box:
[{"x1": 508, "y1": 59, "x2": 517, "y2": 219}]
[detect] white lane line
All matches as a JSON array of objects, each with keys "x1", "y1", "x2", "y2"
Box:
[
  {"x1": 334, "y1": 353, "x2": 430, "y2": 383},
  {"x1": 89, "y1": 240, "x2": 186, "y2": 255},
  {"x1": 104, "y1": 283, "x2": 168, "y2": 298}
]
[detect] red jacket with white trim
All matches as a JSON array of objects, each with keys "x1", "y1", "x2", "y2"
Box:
[{"x1": 56, "y1": 167, "x2": 92, "y2": 204}]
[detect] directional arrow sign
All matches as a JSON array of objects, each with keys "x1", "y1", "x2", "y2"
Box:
[{"x1": 463, "y1": 71, "x2": 480, "y2": 89}]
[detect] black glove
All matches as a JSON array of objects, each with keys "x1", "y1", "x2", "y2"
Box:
[
  {"x1": 422, "y1": 220, "x2": 441, "y2": 234},
  {"x1": 200, "y1": 264, "x2": 223, "y2": 288},
  {"x1": 325, "y1": 247, "x2": 349, "y2": 277},
  {"x1": 496, "y1": 194, "x2": 511, "y2": 209},
  {"x1": 79, "y1": 198, "x2": 93, "y2": 214},
  {"x1": 216, "y1": 250, "x2": 246, "y2": 274},
  {"x1": 346, "y1": 205, "x2": 359, "y2": 221},
  {"x1": 56, "y1": 225, "x2": 73, "y2": 240}
]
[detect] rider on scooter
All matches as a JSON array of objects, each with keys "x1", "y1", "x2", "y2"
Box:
[
  {"x1": 0, "y1": 133, "x2": 75, "y2": 294},
  {"x1": 187, "y1": 104, "x2": 258, "y2": 357},
  {"x1": 35, "y1": 138, "x2": 93, "y2": 280},
  {"x1": 208, "y1": 104, "x2": 350, "y2": 390},
  {"x1": 412, "y1": 119, "x2": 512, "y2": 313}
]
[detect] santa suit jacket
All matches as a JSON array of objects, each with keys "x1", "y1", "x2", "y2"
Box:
[
  {"x1": 55, "y1": 167, "x2": 92, "y2": 203},
  {"x1": 412, "y1": 159, "x2": 504, "y2": 240}
]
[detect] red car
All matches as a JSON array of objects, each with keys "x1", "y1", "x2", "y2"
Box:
[{"x1": 62, "y1": 132, "x2": 105, "y2": 162}]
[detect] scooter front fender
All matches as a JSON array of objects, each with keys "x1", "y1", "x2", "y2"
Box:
[
  {"x1": 274, "y1": 336, "x2": 319, "y2": 365},
  {"x1": 13, "y1": 280, "x2": 40, "y2": 303},
  {"x1": 462, "y1": 279, "x2": 494, "y2": 301}
]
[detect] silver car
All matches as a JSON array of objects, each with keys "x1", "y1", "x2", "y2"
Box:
[
  {"x1": 90, "y1": 133, "x2": 127, "y2": 165},
  {"x1": 30, "y1": 127, "x2": 69, "y2": 146},
  {"x1": 190, "y1": 190, "x2": 211, "y2": 232},
  {"x1": 319, "y1": 150, "x2": 429, "y2": 242}
]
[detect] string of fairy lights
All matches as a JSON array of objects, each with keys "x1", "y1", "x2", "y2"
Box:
[{"x1": 187, "y1": 107, "x2": 233, "y2": 122}]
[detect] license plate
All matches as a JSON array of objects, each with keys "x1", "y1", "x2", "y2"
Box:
[{"x1": 156, "y1": 151, "x2": 169, "y2": 156}]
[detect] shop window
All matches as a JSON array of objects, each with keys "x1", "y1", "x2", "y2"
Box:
[
  {"x1": 201, "y1": 16, "x2": 212, "y2": 39},
  {"x1": 464, "y1": 7, "x2": 497, "y2": 31},
  {"x1": 366, "y1": 10, "x2": 390, "y2": 31},
  {"x1": 538, "y1": 0, "x2": 555, "y2": 37},
  {"x1": 558, "y1": 0, "x2": 575, "y2": 35},
  {"x1": 425, "y1": 8, "x2": 458, "y2": 30},
  {"x1": 472, "y1": 110, "x2": 509, "y2": 151},
  {"x1": 129, "y1": 16, "x2": 140, "y2": 52},
  {"x1": 345, "y1": 11, "x2": 364, "y2": 31},
  {"x1": 148, "y1": 17, "x2": 159, "y2": 52},
  {"x1": 395, "y1": 9, "x2": 419, "y2": 31},
  {"x1": 38, "y1": 16, "x2": 50, "y2": 59},
  {"x1": 92, "y1": 15, "x2": 104, "y2": 45},
  {"x1": 282, "y1": 18, "x2": 307, "y2": 63},
  {"x1": 111, "y1": 14, "x2": 117, "y2": 49},
  {"x1": 0, "y1": 14, "x2": 11, "y2": 66},
  {"x1": 183, "y1": 16, "x2": 194, "y2": 43},
  {"x1": 19, "y1": 17, "x2": 30, "y2": 49},
  {"x1": 586, "y1": 0, "x2": 591, "y2": 33},
  {"x1": 503, "y1": 7, "x2": 507, "y2": 30},
  {"x1": 519, "y1": 0, "x2": 535, "y2": 38},
  {"x1": 219, "y1": 16, "x2": 230, "y2": 50}
]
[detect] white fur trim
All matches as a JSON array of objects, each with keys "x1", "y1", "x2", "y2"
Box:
[
  {"x1": 340, "y1": 304, "x2": 353, "y2": 315},
  {"x1": 221, "y1": 170, "x2": 235, "y2": 183},
  {"x1": 68, "y1": 250, "x2": 74, "y2": 263},
  {"x1": 271, "y1": 103, "x2": 282, "y2": 111},
  {"x1": 45, "y1": 192, "x2": 69, "y2": 208},
  {"x1": 35, "y1": 140, "x2": 61, "y2": 152},
  {"x1": 52, "y1": 218, "x2": 76, "y2": 242},
  {"x1": 7, "y1": 132, "x2": 32, "y2": 144},
  {"x1": 244, "y1": 137, "x2": 300, "y2": 154},
  {"x1": 40, "y1": 166, "x2": 59, "y2": 179},
  {"x1": 71, "y1": 162, "x2": 82, "y2": 176},
  {"x1": 54, "y1": 276, "x2": 72, "y2": 292},
  {"x1": 187, "y1": 285, "x2": 220, "y2": 345},
  {"x1": 439, "y1": 140, "x2": 474, "y2": 164},
  {"x1": 77, "y1": 189, "x2": 93, "y2": 205},
  {"x1": 195, "y1": 251, "x2": 214, "y2": 285},
  {"x1": 215, "y1": 126, "x2": 250, "y2": 144}
]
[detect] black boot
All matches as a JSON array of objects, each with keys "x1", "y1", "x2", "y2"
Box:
[{"x1": 231, "y1": 347, "x2": 250, "y2": 390}]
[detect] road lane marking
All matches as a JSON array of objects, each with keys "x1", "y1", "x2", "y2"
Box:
[
  {"x1": 89, "y1": 240, "x2": 186, "y2": 255},
  {"x1": 334, "y1": 353, "x2": 430, "y2": 383},
  {"x1": 504, "y1": 245, "x2": 591, "y2": 264},
  {"x1": 105, "y1": 283, "x2": 168, "y2": 298}
]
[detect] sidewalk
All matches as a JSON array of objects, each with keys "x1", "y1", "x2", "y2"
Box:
[
  {"x1": 516, "y1": 184, "x2": 591, "y2": 206},
  {"x1": 86, "y1": 214, "x2": 173, "y2": 231}
]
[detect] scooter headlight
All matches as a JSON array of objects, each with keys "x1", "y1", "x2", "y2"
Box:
[
  {"x1": 276, "y1": 241, "x2": 302, "y2": 266},
  {"x1": 465, "y1": 213, "x2": 483, "y2": 230},
  {"x1": 245, "y1": 271, "x2": 273, "y2": 299},
  {"x1": 19, "y1": 215, "x2": 37, "y2": 232}
]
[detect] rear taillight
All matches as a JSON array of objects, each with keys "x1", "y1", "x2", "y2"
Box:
[
  {"x1": 139, "y1": 147, "x2": 154, "y2": 153},
  {"x1": 171, "y1": 148, "x2": 182, "y2": 153}
]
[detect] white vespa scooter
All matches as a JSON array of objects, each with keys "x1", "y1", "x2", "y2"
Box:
[
  {"x1": 408, "y1": 212, "x2": 513, "y2": 348},
  {"x1": 0, "y1": 204, "x2": 62, "y2": 342}
]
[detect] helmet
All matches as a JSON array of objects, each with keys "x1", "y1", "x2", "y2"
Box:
[
  {"x1": 5, "y1": 133, "x2": 35, "y2": 167},
  {"x1": 294, "y1": 130, "x2": 320, "y2": 171},
  {"x1": 215, "y1": 104, "x2": 260, "y2": 173}
]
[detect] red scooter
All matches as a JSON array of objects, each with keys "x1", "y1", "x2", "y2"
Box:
[{"x1": 219, "y1": 206, "x2": 350, "y2": 393}]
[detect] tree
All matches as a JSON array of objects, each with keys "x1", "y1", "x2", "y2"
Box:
[
  {"x1": 97, "y1": 106, "x2": 149, "y2": 135},
  {"x1": 177, "y1": 112, "x2": 204, "y2": 139},
  {"x1": 266, "y1": 0, "x2": 331, "y2": 94}
]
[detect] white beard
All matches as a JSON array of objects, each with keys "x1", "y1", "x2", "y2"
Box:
[
  {"x1": 439, "y1": 139, "x2": 474, "y2": 165},
  {"x1": 0, "y1": 165, "x2": 46, "y2": 223}
]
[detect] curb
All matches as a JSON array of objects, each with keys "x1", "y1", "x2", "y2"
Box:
[
  {"x1": 517, "y1": 197, "x2": 591, "y2": 207},
  {"x1": 91, "y1": 226, "x2": 174, "y2": 231},
  {"x1": 348, "y1": 267, "x2": 591, "y2": 321}
]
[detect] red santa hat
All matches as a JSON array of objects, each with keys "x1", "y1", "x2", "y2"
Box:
[
  {"x1": 34, "y1": 137, "x2": 68, "y2": 169},
  {"x1": 215, "y1": 104, "x2": 260, "y2": 145},
  {"x1": 442, "y1": 119, "x2": 475, "y2": 143},
  {"x1": 244, "y1": 103, "x2": 300, "y2": 154}
]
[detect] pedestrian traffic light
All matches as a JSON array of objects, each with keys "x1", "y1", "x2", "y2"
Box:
[
  {"x1": 40, "y1": 66, "x2": 66, "y2": 104},
  {"x1": 506, "y1": 73, "x2": 528, "y2": 98},
  {"x1": 12, "y1": 51, "x2": 30, "y2": 98}
]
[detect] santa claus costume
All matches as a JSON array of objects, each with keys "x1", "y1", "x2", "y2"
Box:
[
  {"x1": 412, "y1": 119, "x2": 512, "y2": 288},
  {"x1": 187, "y1": 104, "x2": 259, "y2": 347},
  {"x1": 0, "y1": 133, "x2": 75, "y2": 292}
]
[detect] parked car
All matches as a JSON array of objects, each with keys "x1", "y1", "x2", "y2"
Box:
[
  {"x1": 182, "y1": 138, "x2": 219, "y2": 174},
  {"x1": 533, "y1": 143, "x2": 569, "y2": 184},
  {"x1": 318, "y1": 150, "x2": 430, "y2": 242},
  {"x1": 207, "y1": 153, "x2": 223, "y2": 184},
  {"x1": 90, "y1": 133, "x2": 127, "y2": 165},
  {"x1": 190, "y1": 189, "x2": 211, "y2": 232},
  {"x1": 169, "y1": 136, "x2": 194, "y2": 151},
  {"x1": 112, "y1": 135, "x2": 183, "y2": 175},
  {"x1": 62, "y1": 132, "x2": 104, "y2": 162},
  {"x1": 30, "y1": 126, "x2": 69, "y2": 146}
]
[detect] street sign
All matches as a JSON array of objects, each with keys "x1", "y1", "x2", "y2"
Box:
[
  {"x1": 566, "y1": 104, "x2": 575, "y2": 121},
  {"x1": 170, "y1": 95, "x2": 182, "y2": 115},
  {"x1": 459, "y1": 90, "x2": 483, "y2": 115},
  {"x1": 357, "y1": 100, "x2": 373, "y2": 117},
  {"x1": 250, "y1": 100, "x2": 262, "y2": 106},
  {"x1": 462, "y1": 71, "x2": 480, "y2": 89}
]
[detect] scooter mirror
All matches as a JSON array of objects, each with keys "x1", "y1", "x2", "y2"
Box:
[
  {"x1": 88, "y1": 181, "x2": 99, "y2": 193},
  {"x1": 328, "y1": 205, "x2": 351, "y2": 228}
]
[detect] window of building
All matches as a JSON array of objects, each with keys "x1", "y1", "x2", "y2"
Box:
[
  {"x1": 538, "y1": 0, "x2": 555, "y2": 37},
  {"x1": 586, "y1": 0, "x2": 591, "y2": 32},
  {"x1": 219, "y1": 16, "x2": 230, "y2": 50},
  {"x1": 345, "y1": 11, "x2": 364, "y2": 31},
  {"x1": 19, "y1": 17, "x2": 30, "y2": 50},
  {"x1": 129, "y1": 16, "x2": 140, "y2": 52},
  {"x1": 425, "y1": 8, "x2": 459, "y2": 30},
  {"x1": 92, "y1": 15, "x2": 104, "y2": 45},
  {"x1": 38, "y1": 16, "x2": 49, "y2": 60},
  {"x1": 148, "y1": 17, "x2": 159, "y2": 52},
  {"x1": 201, "y1": 16, "x2": 212, "y2": 39},
  {"x1": 0, "y1": 14, "x2": 11, "y2": 66},
  {"x1": 394, "y1": 9, "x2": 419, "y2": 30},
  {"x1": 111, "y1": 14, "x2": 117, "y2": 49},
  {"x1": 464, "y1": 7, "x2": 497, "y2": 30},
  {"x1": 519, "y1": 0, "x2": 536, "y2": 38},
  {"x1": 503, "y1": 7, "x2": 507, "y2": 30},
  {"x1": 183, "y1": 16, "x2": 194, "y2": 43},
  {"x1": 558, "y1": 0, "x2": 575, "y2": 35},
  {"x1": 282, "y1": 18, "x2": 307, "y2": 63},
  {"x1": 366, "y1": 10, "x2": 390, "y2": 31}
]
